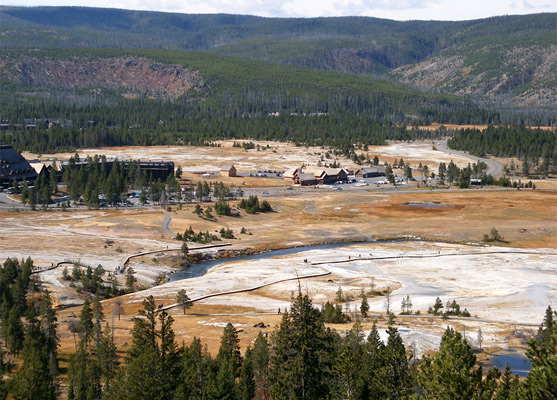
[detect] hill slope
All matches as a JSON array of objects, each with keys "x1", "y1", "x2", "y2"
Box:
[
  {"x1": 1, "y1": 48, "x2": 502, "y2": 153},
  {"x1": 1, "y1": 7, "x2": 555, "y2": 108}
]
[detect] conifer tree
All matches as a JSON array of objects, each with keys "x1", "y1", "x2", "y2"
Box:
[
  {"x1": 10, "y1": 306, "x2": 58, "y2": 400},
  {"x1": 383, "y1": 326, "x2": 412, "y2": 398},
  {"x1": 251, "y1": 332, "x2": 270, "y2": 400},
  {"x1": 333, "y1": 321, "x2": 365, "y2": 400},
  {"x1": 96, "y1": 323, "x2": 119, "y2": 395},
  {"x1": 357, "y1": 321, "x2": 386, "y2": 399},
  {"x1": 360, "y1": 291, "x2": 369, "y2": 318},
  {"x1": 238, "y1": 347, "x2": 255, "y2": 400},
  {"x1": 269, "y1": 291, "x2": 335, "y2": 400},
  {"x1": 521, "y1": 306, "x2": 557, "y2": 399},
  {"x1": 213, "y1": 323, "x2": 242, "y2": 399},
  {"x1": 416, "y1": 327, "x2": 481, "y2": 399},
  {"x1": 174, "y1": 337, "x2": 215, "y2": 400},
  {"x1": 78, "y1": 299, "x2": 94, "y2": 351},
  {"x1": 111, "y1": 296, "x2": 179, "y2": 400}
]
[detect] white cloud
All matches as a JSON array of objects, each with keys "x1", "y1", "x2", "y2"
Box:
[{"x1": 8, "y1": 0, "x2": 557, "y2": 20}]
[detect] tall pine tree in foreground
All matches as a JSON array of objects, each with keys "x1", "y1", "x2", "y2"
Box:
[
  {"x1": 269, "y1": 291, "x2": 336, "y2": 400},
  {"x1": 10, "y1": 293, "x2": 58, "y2": 400}
]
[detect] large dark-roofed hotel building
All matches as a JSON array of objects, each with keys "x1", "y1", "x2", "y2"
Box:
[{"x1": 0, "y1": 145, "x2": 38, "y2": 188}]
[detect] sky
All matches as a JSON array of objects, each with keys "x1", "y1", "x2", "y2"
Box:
[{"x1": 4, "y1": 0, "x2": 556, "y2": 21}]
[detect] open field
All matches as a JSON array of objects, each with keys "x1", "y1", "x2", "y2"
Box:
[
  {"x1": 23, "y1": 139, "x2": 475, "y2": 175},
  {"x1": 4, "y1": 141, "x2": 557, "y2": 360}
]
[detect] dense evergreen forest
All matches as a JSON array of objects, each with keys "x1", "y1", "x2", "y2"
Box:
[
  {"x1": 447, "y1": 126, "x2": 556, "y2": 161},
  {"x1": 1, "y1": 256, "x2": 556, "y2": 399}
]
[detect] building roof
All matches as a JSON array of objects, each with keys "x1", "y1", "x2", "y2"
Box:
[
  {"x1": 298, "y1": 173, "x2": 317, "y2": 182},
  {"x1": 304, "y1": 167, "x2": 348, "y2": 178},
  {"x1": 28, "y1": 161, "x2": 47, "y2": 175},
  {"x1": 220, "y1": 165, "x2": 235, "y2": 171},
  {"x1": 357, "y1": 167, "x2": 386, "y2": 174},
  {"x1": 0, "y1": 145, "x2": 38, "y2": 184},
  {"x1": 283, "y1": 167, "x2": 299, "y2": 179}
]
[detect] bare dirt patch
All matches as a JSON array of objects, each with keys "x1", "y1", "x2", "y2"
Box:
[{"x1": 3, "y1": 56, "x2": 204, "y2": 100}]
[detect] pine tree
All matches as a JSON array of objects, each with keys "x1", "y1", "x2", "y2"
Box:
[
  {"x1": 92, "y1": 295, "x2": 104, "y2": 349},
  {"x1": 269, "y1": 291, "x2": 335, "y2": 400},
  {"x1": 39, "y1": 290, "x2": 59, "y2": 387},
  {"x1": 416, "y1": 327, "x2": 480, "y2": 399},
  {"x1": 357, "y1": 321, "x2": 386, "y2": 399},
  {"x1": 333, "y1": 321, "x2": 364, "y2": 400},
  {"x1": 522, "y1": 306, "x2": 557, "y2": 399},
  {"x1": 10, "y1": 306, "x2": 58, "y2": 400},
  {"x1": 251, "y1": 332, "x2": 270, "y2": 400},
  {"x1": 96, "y1": 323, "x2": 119, "y2": 395},
  {"x1": 110, "y1": 296, "x2": 179, "y2": 400},
  {"x1": 5, "y1": 306, "x2": 24, "y2": 355},
  {"x1": 78, "y1": 299, "x2": 94, "y2": 351},
  {"x1": 238, "y1": 347, "x2": 255, "y2": 400},
  {"x1": 213, "y1": 323, "x2": 242, "y2": 399},
  {"x1": 360, "y1": 291, "x2": 369, "y2": 318},
  {"x1": 383, "y1": 326, "x2": 412, "y2": 398},
  {"x1": 176, "y1": 289, "x2": 193, "y2": 315},
  {"x1": 174, "y1": 337, "x2": 215, "y2": 400}
]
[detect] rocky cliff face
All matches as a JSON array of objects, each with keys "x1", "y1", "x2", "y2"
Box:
[{"x1": 1, "y1": 56, "x2": 205, "y2": 100}]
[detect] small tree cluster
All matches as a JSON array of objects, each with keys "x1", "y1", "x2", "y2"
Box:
[
  {"x1": 483, "y1": 227, "x2": 505, "y2": 243},
  {"x1": 176, "y1": 226, "x2": 221, "y2": 243},
  {"x1": 219, "y1": 227, "x2": 235, "y2": 239},
  {"x1": 428, "y1": 297, "x2": 470, "y2": 317},
  {"x1": 321, "y1": 301, "x2": 350, "y2": 323},
  {"x1": 400, "y1": 295, "x2": 413, "y2": 315},
  {"x1": 63, "y1": 263, "x2": 120, "y2": 297},
  {"x1": 238, "y1": 196, "x2": 272, "y2": 214}
]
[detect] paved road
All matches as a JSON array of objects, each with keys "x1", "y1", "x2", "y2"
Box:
[
  {"x1": 161, "y1": 210, "x2": 174, "y2": 235},
  {"x1": 435, "y1": 140, "x2": 504, "y2": 177}
]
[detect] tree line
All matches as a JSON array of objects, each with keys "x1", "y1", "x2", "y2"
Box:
[{"x1": 447, "y1": 125, "x2": 556, "y2": 172}]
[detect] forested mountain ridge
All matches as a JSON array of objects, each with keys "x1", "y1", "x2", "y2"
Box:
[
  {"x1": 1, "y1": 6, "x2": 555, "y2": 108},
  {"x1": 2, "y1": 47, "x2": 506, "y2": 153},
  {"x1": 0, "y1": 47, "x2": 497, "y2": 122}
]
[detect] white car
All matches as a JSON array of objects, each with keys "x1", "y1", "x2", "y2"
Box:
[{"x1": 355, "y1": 182, "x2": 369, "y2": 187}]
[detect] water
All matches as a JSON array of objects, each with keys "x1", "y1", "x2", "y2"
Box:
[
  {"x1": 404, "y1": 201, "x2": 451, "y2": 208},
  {"x1": 169, "y1": 237, "x2": 481, "y2": 282},
  {"x1": 490, "y1": 353, "x2": 531, "y2": 377},
  {"x1": 169, "y1": 241, "x2": 365, "y2": 281}
]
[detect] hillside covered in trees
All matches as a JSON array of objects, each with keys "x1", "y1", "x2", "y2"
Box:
[
  {"x1": 1, "y1": 47, "x2": 504, "y2": 153},
  {"x1": 1, "y1": 7, "x2": 555, "y2": 109}
]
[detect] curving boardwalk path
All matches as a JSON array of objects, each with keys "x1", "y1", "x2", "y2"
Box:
[
  {"x1": 158, "y1": 267, "x2": 331, "y2": 313},
  {"x1": 309, "y1": 249, "x2": 557, "y2": 266},
  {"x1": 31, "y1": 243, "x2": 231, "y2": 274}
]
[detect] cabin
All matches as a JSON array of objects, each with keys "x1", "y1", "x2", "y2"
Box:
[
  {"x1": 305, "y1": 167, "x2": 349, "y2": 184},
  {"x1": 355, "y1": 167, "x2": 386, "y2": 178},
  {"x1": 0, "y1": 145, "x2": 38, "y2": 187},
  {"x1": 220, "y1": 165, "x2": 237, "y2": 177},
  {"x1": 283, "y1": 167, "x2": 300, "y2": 182}
]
